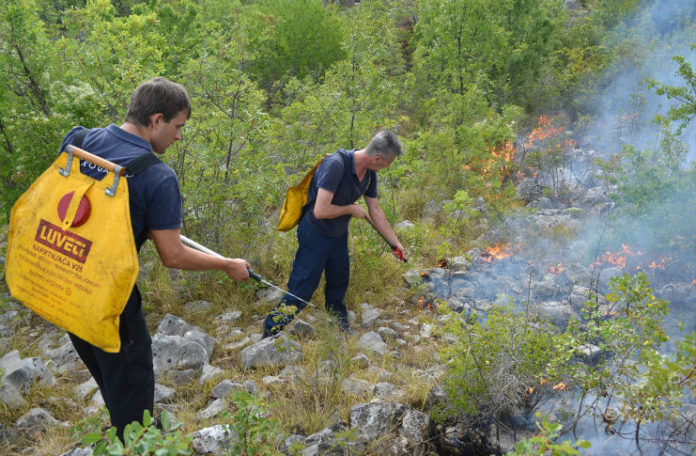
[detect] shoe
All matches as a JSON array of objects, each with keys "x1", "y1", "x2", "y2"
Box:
[{"x1": 339, "y1": 322, "x2": 354, "y2": 336}]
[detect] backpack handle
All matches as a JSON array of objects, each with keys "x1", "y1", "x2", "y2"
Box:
[
  {"x1": 63, "y1": 145, "x2": 126, "y2": 176},
  {"x1": 61, "y1": 145, "x2": 124, "y2": 197}
]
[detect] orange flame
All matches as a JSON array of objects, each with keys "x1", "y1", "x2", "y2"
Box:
[
  {"x1": 463, "y1": 141, "x2": 516, "y2": 185},
  {"x1": 481, "y1": 243, "x2": 514, "y2": 262},
  {"x1": 491, "y1": 141, "x2": 515, "y2": 162},
  {"x1": 590, "y1": 244, "x2": 671, "y2": 271},
  {"x1": 524, "y1": 115, "x2": 566, "y2": 148},
  {"x1": 590, "y1": 244, "x2": 633, "y2": 269},
  {"x1": 548, "y1": 264, "x2": 563, "y2": 274}
]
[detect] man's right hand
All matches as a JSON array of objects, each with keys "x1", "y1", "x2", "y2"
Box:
[{"x1": 223, "y1": 258, "x2": 251, "y2": 281}]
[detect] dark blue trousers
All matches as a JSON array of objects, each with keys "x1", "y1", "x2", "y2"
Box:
[{"x1": 264, "y1": 215, "x2": 350, "y2": 335}]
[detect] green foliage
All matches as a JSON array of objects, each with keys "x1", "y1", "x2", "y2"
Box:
[
  {"x1": 413, "y1": 0, "x2": 503, "y2": 97},
  {"x1": 57, "y1": 0, "x2": 167, "y2": 121},
  {"x1": 592, "y1": 40, "x2": 696, "y2": 257},
  {"x1": 83, "y1": 410, "x2": 192, "y2": 455},
  {"x1": 79, "y1": 394, "x2": 282, "y2": 456},
  {"x1": 177, "y1": 30, "x2": 279, "y2": 258},
  {"x1": 314, "y1": 0, "x2": 405, "y2": 149},
  {"x1": 647, "y1": 44, "x2": 696, "y2": 134},
  {"x1": 1, "y1": 1, "x2": 694, "y2": 454},
  {"x1": 0, "y1": 0, "x2": 66, "y2": 211},
  {"x1": 594, "y1": 141, "x2": 695, "y2": 257},
  {"x1": 69, "y1": 407, "x2": 109, "y2": 440},
  {"x1": 439, "y1": 302, "x2": 557, "y2": 421},
  {"x1": 439, "y1": 273, "x2": 694, "y2": 449},
  {"x1": 547, "y1": 273, "x2": 695, "y2": 436},
  {"x1": 508, "y1": 413, "x2": 591, "y2": 456},
  {"x1": 413, "y1": 0, "x2": 564, "y2": 107},
  {"x1": 400, "y1": 93, "x2": 521, "y2": 224},
  {"x1": 223, "y1": 390, "x2": 281, "y2": 456},
  {"x1": 243, "y1": 0, "x2": 346, "y2": 90},
  {"x1": 268, "y1": 0, "x2": 405, "y2": 158},
  {"x1": 548, "y1": 273, "x2": 669, "y2": 390},
  {"x1": 443, "y1": 189, "x2": 478, "y2": 223}
]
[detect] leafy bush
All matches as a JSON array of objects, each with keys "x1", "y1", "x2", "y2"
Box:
[
  {"x1": 242, "y1": 0, "x2": 346, "y2": 90},
  {"x1": 438, "y1": 273, "x2": 695, "y2": 450},
  {"x1": 438, "y1": 302, "x2": 557, "y2": 422},
  {"x1": 508, "y1": 413, "x2": 591, "y2": 456},
  {"x1": 80, "y1": 391, "x2": 282, "y2": 456},
  {"x1": 648, "y1": 45, "x2": 696, "y2": 135},
  {"x1": 83, "y1": 410, "x2": 192, "y2": 455},
  {"x1": 595, "y1": 141, "x2": 695, "y2": 258},
  {"x1": 547, "y1": 273, "x2": 695, "y2": 443},
  {"x1": 223, "y1": 390, "x2": 281, "y2": 456}
]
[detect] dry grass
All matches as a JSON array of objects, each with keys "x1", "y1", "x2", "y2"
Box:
[{"x1": 1, "y1": 225, "x2": 453, "y2": 455}]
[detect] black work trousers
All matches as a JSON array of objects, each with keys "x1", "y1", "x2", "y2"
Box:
[{"x1": 69, "y1": 286, "x2": 154, "y2": 442}]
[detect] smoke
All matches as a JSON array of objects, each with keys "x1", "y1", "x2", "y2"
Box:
[
  {"x1": 423, "y1": 3, "x2": 694, "y2": 454},
  {"x1": 557, "y1": 0, "x2": 696, "y2": 283},
  {"x1": 428, "y1": 3, "x2": 696, "y2": 453},
  {"x1": 529, "y1": 2, "x2": 696, "y2": 452},
  {"x1": 579, "y1": 0, "x2": 696, "y2": 162}
]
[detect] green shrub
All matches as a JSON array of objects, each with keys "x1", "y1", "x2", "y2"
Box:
[
  {"x1": 81, "y1": 392, "x2": 282, "y2": 456},
  {"x1": 508, "y1": 413, "x2": 590, "y2": 456},
  {"x1": 547, "y1": 273, "x2": 695, "y2": 440},
  {"x1": 223, "y1": 390, "x2": 282, "y2": 456},
  {"x1": 595, "y1": 142, "x2": 695, "y2": 259},
  {"x1": 242, "y1": 0, "x2": 345, "y2": 90},
  {"x1": 83, "y1": 410, "x2": 192, "y2": 455},
  {"x1": 438, "y1": 302, "x2": 557, "y2": 422}
]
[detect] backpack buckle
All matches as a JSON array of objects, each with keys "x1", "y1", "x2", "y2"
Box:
[
  {"x1": 106, "y1": 166, "x2": 123, "y2": 197},
  {"x1": 59, "y1": 148, "x2": 75, "y2": 177}
]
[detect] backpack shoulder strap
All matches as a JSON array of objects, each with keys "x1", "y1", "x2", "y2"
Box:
[
  {"x1": 70, "y1": 127, "x2": 161, "y2": 176},
  {"x1": 72, "y1": 128, "x2": 89, "y2": 148},
  {"x1": 126, "y1": 153, "x2": 162, "y2": 176},
  {"x1": 338, "y1": 150, "x2": 372, "y2": 196}
]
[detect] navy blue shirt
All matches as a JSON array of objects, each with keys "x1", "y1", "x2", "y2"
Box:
[
  {"x1": 306, "y1": 149, "x2": 377, "y2": 237},
  {"x1": 60, "y1": 125, "x2": 183, "y2": 250}
]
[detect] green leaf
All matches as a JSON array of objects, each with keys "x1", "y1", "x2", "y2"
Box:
[{"x1": 81, "y1": 432, "x2": 104, "y2": 445}]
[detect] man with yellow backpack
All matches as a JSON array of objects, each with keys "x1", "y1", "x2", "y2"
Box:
[
  {"x1": 264, "y1": 130, "x2": 405, "y2": 337},
  {"x1": 59, "y1": 77, "x2": 251, "y2": 440}
]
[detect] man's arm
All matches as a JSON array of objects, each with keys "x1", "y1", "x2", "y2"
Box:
[
  {"x1": 364, "y1": 196, "x2": 404, "y2": 254},
  {"x1": 313, "y1": 188, "x2": 369, "y2": 220},
  {"x1": 149, "y1": 228, "x2": 250, "y2": 281}
]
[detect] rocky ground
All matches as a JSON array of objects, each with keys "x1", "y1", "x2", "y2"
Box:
[{"x1": 1, "y1": 144, "x2": 694, "y2": 455}]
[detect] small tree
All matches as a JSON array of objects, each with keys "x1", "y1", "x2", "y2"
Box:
[
  {"x1": 243, "y1": 0, "x2": 345, "y2": 91},
  {"x1": 438, "y1": 301, "x2": 557, "y2": 422},
  {"x1": 647, "y1": 44, "x2": 696, "y2": 135},
  {"x1": 547, "y1": 274, "x2": 696, "y2": 450}
]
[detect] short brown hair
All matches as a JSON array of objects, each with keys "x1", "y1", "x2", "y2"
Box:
[{"x1": 124, "y1": 77, "x2": 192, "y2": 126}]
